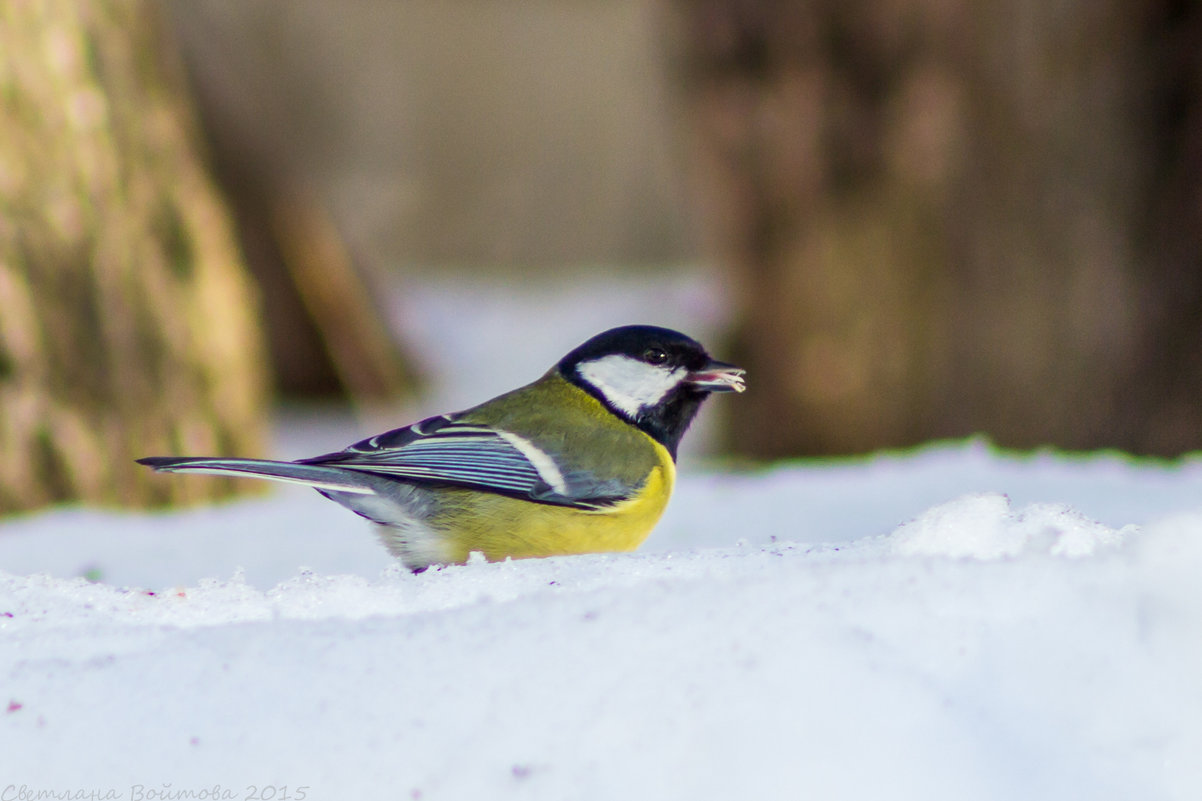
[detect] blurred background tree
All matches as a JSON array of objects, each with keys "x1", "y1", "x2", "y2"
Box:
[
  {"x1": 0, "y1": 0, "x2": 269, "y2": 512},
  {"x1": 4, "y1": 0, "x2": 1201, "y2": 516},
  {"x1": 668, "y1": 0, "x2": 1202, "y2": 458}
]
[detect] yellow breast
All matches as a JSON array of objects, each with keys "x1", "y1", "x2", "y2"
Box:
[{"x1": 432, "y1": 439, "x2": 676, "y2": 564}]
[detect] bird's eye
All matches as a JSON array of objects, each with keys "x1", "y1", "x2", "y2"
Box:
[{"x1": 643, "y1": 347, "x2": 668, "y2": 365}]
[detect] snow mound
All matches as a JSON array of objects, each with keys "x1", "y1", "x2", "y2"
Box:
[{"x1": 890, "y1": 492, "x2": 1131, "y2": 559}]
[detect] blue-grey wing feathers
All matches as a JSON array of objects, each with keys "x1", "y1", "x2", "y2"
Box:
[
  {"x1": 304, "y1": 414, "x2": 630, "y2": 508},
  {"x1": 139, "y1": 414, "x2": 631, "y2": 509}
]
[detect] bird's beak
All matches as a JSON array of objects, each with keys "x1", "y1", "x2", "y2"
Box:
[{"x1": 686, "y1": 360, "x2": 746, "y2": 393}]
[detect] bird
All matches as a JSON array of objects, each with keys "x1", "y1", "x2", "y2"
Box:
[{"x1": 138, "y1": 325, "x2": 745, "y2": 571}]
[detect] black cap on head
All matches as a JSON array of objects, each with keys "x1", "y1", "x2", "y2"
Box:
[{"x1": 557, "y1": 325, "x2": 712, "y2": 375}]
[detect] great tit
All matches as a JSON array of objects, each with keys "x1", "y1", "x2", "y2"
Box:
[{"x1": 139, "y1": 325, "x2": 745, "y2": 571}]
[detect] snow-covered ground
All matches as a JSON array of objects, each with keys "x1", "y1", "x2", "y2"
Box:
[
  {"x1": 2, "y1": 441, "x2": 1201, "y2": 800},
  {"x1": 2, "y1": 271, "x2": 1201, "y2": 799}
]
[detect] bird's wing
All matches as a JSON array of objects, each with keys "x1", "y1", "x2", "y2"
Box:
[{"x1": 299, "y1": 414, "x2": 631, "y2": 509}]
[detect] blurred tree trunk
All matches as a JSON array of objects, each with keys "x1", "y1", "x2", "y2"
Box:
[
  {"x1": 669, "y1": 0, "x2": 1201, "y2": 457},
  {"x1": 0, "y1": 0, "x2": 269, "y2": 512},
  {"x1": 1126, "y1": 1, "x2": 1202, "y2": 454}
]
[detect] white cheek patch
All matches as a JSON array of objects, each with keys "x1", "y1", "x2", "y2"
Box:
[{"x1": 576, "y1": 355, "x2": 686, "y2": 417}]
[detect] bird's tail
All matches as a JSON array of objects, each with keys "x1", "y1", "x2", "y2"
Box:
[{"x1": 136, "y1": 457, "x2": 375, "y2": 495}]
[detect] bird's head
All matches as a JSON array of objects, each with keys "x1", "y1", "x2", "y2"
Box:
[{"x1": 558, "y1": 325, "x2": 745, "y2": 456}]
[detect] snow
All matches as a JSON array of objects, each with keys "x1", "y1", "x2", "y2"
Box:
[
  {"x1": 3, "y1": 441, "x2": 1202, "y2": 800},
  {"x1": 2, "y1": 267, "x2": 1201, "y2": 799}
]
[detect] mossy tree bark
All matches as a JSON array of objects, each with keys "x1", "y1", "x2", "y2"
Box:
[{"x1": 0, "y1": 0, "x2": 268, "y2": 512}]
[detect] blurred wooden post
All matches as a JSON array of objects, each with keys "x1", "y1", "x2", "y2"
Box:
[
  {"x1": 271, "y1": 182, "x2": 418, "y2": 408},
  {"x1": 0, "y1": 0, "x2": 268, "y2": 512},
  {"x1": 160, "y1": 0, "x2": 420, "y2": 407}
]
